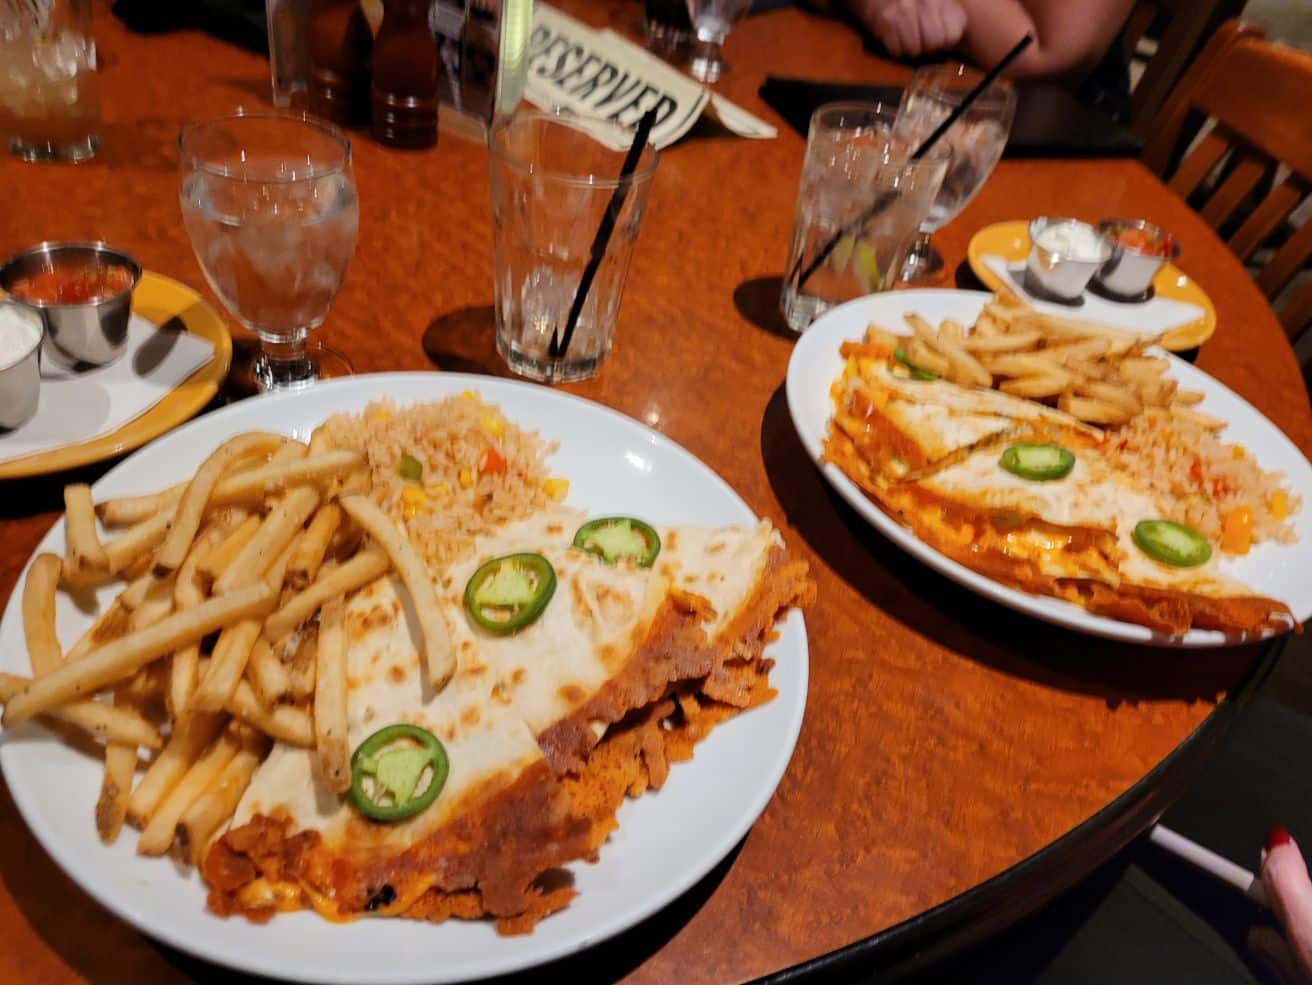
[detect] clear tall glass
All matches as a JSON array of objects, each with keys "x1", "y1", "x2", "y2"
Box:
[
  {"x1": 894, "y1": 63, "x2": 1016, "y2": 283},
  {"x1": 489, "y1": 110, "x2": 658, "y2": 384},
  {"x1": 0, "y1": 0, "x2": 100, "y2": 162},
  {"x1": 178, "y1": 112, "x2": 359, "y2": 392},
  {"x1": 683, "y1": 0, "x2": 752, "y2": 82},
  {"x1": 780, "y1": 102, "x2": 948, "y2": 334}
]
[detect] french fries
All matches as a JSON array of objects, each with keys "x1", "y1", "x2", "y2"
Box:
[
  {"x1": 155, "y1": 432, "x2": 286, "y2": 572},
  {"x1": 22, "y1": 554, "x2": 63, "y2": 675},
  {"x1": 873, "y1": 291, "x2": 1201, "y2": 427},
  {"x1": 213, "y1": 487, "x2": 319, "y2": 594},
  {"x1": 287, "y1": 503, "x2": 341, "y2": 590},
  {"x1": 0, "y1": 415, "x2": 455, "y2": 868},
  {"x1": 341, "y1": 496, "x2": 454, "y2": 692},
  {"x1": 2, "y1": 584, "x2": 277, "y2": 727},
  {"x1": 315, "y1": 596, "x2": 350, "y2": 792},
  {"x1": 176, "y1": 730, "x2": 270, "y2": 865},
  {"x1": 127, "y1": 712, "x2": 226, "y2": 827},
  {"x1": 263, "y1": 547, "x2": 389, "y2": 643},
  {"x1": 226, "y1": 680, "x2": 315, "y2": 747},
  {"x1": 0, "y1": 673, "x2": 162, "y2": 748},
  {"x1": 63, "y1": 484, "x2": 108, "y2": 579},
  {"x1": 190, "y1": 619, "x2": 263, "y2": 713},
  {"x1": 137, "y1": 725, "x2": 242, "y2": 855}
]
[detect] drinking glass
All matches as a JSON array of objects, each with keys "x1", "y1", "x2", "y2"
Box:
[
  {"x1": 0, "y1": 0, "x2": 100, "y2": 162},
  {"x1": 645, "y1": 0, "x2": 692, "y2": 52},
  {"x1": 489, "y1": 109, "x2": 658, "y2": 384},
  {"x1": 894, "y1": 63, "x2": 1015, "y2": 283},
  {"x1": 780, "y1": 102, "x2": 948, "y2": 334},
  {"x1": 683, "y1": 0, "x2": 752, "y2": 82},
  {"x1": 178, "y1": 111, "x2": 359, "y2": 392}
]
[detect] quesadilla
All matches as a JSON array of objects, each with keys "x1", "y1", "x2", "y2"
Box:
[
  {"x1": 825, "y1": 346, "x2": 1294, "y2": 637},
  {"x1": 205, "y1": 507, "x2": 813, "y2": 931}
]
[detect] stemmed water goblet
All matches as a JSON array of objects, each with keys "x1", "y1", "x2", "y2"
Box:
[
  {"x1": 178, "y1": 110, "x2": 359, "y2": 392},
  {"x1": 894, "y1": 63, "x2": 1016, "y2": 283},
  {"x1": 683, "y1": 0, "x2": 752, "y2": 82}
]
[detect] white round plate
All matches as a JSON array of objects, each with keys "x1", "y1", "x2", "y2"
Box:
[
  {"x1": 0, "y1": 373, "x2": 809, "y2": 983},
  {"x1": 786, "y1": 289, "x2": 1312, "y2": 648}
]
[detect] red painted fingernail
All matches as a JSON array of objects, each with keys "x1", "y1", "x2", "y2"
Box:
[{"x1": 1267, "y1": 827, "x2": 1293, "y2": 852}]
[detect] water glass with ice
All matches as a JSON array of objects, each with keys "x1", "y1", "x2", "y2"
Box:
[
  {"x1": 0, "y1": 0, "x2": 100, "y2": 162},
  {"x1": 489, "y1": 109, "x2": 658, "y2": 384},
  {"x1": 178, "y1": 111, "x2": 359, "y2": 392},
  {"x1": 895, "y1": 63, "x2": 1015, "y2": 283},
  {"x1": 780, "y1": 102, "x2": 947, "y2": 334}
]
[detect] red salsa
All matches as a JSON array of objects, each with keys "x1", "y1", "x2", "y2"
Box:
[
  {"x1": 7, "y1": 262, "x2": 135, "y2": 305},
  {"x1": 1113, "y1": 225, "x2": 1173, "y2": 258}
]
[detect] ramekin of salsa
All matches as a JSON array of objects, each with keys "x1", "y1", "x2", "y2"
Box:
[
  {"x1": 6, "y1": 262, "x2": 136, "y2": 306},
  {"x1": 1095, "y1": 219, "x2": 1180, "y2": 300},
  {"x1": 0, "y1": 242, "x2": 142, "y2": 366}
]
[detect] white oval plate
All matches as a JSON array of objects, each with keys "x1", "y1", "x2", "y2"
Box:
[
  {"x1": 0, "y1": 373, "x2": 809, "y2": 983},
  {"x1": 786, "y1": 289, "x2": 1312, "y2": 648}
]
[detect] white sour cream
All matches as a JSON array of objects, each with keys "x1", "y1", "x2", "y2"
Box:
[
  {"x1": 1034, "y1": 221, "x2": 1106, "y2": 261},
  {"x1": 0, "y1": 305, "x2": 42, "y2": 370}
]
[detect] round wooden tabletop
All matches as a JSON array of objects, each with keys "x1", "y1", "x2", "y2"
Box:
[{"x1": 1, "y1": 3, "x2": 1310, "y2": 983}]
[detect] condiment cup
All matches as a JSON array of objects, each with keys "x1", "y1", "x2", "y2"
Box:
[
  {"x1": 0, "y1": 301, "x2": 44, "y2": 430},
  {"x1": 1025, "y1": 217, "x2": 1112, "y2": 302},
  {"x1": 1095, "y1": 218, "x2": 1180, "y2": 300},
  {"x1": 0, "y1": 242, "x2": 142, "y2": 368}
]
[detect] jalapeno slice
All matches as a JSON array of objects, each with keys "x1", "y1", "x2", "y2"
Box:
[
  {"x1": 998, "y1": 443, "x2": 1076, "y2": 481},
  {"x1": 572, "y1": 517, "x2": 661, "y2": 567},
  {"x1": 464, "y1": 552, "x2": 556, "y2": 634},
  {"x1": 348, "y1": 723, "x2": 449, "y2": 823},
  {"x1": 1133, "y1": 520, "x2": 1213, "y2": 568},
  {"x1": 893, "y1": 348, "x2": 939, "y2": 381}
]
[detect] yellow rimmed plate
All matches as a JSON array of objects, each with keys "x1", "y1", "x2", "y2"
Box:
[
  {"x1": 0, "y1": 271, "x2": 232, "y2": 480},
  {"x1": 966, "y1": 220, "x2": 1217, "y2": 351}
]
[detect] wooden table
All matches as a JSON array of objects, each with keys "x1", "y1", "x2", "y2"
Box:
[{"x1": 1, "y1": 3, "x2": 1309, "y2": 983}]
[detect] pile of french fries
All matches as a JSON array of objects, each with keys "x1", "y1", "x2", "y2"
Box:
[
  {"x1": 875, "y1": 288, "x2": 1213, "y2": 428},
  {"x1": 2, "y1": 427, "x2": 454, "y2": 863}
]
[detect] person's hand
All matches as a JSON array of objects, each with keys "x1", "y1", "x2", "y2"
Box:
[
  {"x1": 1263, "y1": 828, "x2": 1312, "y2": 979},
  {"x1": 854, "y1": 0, "x2": 968, "y2": 59}
]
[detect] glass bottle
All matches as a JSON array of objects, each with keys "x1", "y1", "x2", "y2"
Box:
[
  {"x1": 371, "y1": 0, "x2": 439, "y2": 149},
  {"x1": 305, "y1": 0, "x2": 373, "y2": 126}
]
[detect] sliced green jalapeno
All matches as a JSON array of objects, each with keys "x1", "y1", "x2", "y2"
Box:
[
  {"x1": 348, "y1": 723, "x2": 449, "y2": 823},
  {"x1": 1133, "y1": 520, "x2": 1212, "y2": 568},
  {"x1": 572, "y1": 517, "x2": 661, "y2": 567},
  {"x1": 464, "y1": 552, "x2": 556, "y2": 634},
  {"x1": 999, "y1": 442, "x2": 1076, "y2": 481}
]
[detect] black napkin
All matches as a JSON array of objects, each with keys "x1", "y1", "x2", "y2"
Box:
[
  {"x1": 759, "y1": 76, "x2": 1142, "y2": 159},
  {"x1": 112, "y1": 0, "x2": 269, "y2": 55}
]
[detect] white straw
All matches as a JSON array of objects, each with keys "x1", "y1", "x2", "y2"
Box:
[{"x1": 1150, "y1": 824, "x2": 1269, "y2": 906}]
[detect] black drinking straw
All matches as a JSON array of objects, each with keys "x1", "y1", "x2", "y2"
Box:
[
  {"x1": 550, "y1": 108, "x2": 659, "y2": 362},
  {"x1": 789, "y1": 34, "x2": 1033, "y2": 292}
]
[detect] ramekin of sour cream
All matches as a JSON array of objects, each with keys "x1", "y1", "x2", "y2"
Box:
[
  {"x1": 0, "y1": 301, "x2": 45, "y2": 430},
  {"x1": 1025, "y1": 217, "x2": 1113, "y2": 301}
]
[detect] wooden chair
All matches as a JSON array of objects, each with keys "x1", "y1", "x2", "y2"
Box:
[
  {"x1": 1141, "y1": 20, "x2": 1312, "y2": 344},
  {"x1": 1126, "y1": 0, "x2": 1243, "y2": 134}
]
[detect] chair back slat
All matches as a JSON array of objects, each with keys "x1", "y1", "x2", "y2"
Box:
[
  {"x1": 1197, "y1": 150, "x2": 1268, "y2": 229},
  {"x1": 1257, "y1": 219, "x2": 1312, "y2": 301},
  {"x1": 1228, "y1": 177, "x2": 1309, "y2": 262},
  {"x1": 1166, "y1": 128, "x2": 1231, "y2": 200},
  {"x1": 1278, "y1": 279, "x2": 1312, "y2": 341}
]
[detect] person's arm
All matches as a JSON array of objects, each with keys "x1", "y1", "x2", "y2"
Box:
[
  {"x1": 955, "y1": 0, "x2": 1136, "y2": 82},
  {"x1": 1263, "y1": 828, "x2": 1312, "y2": 978}
]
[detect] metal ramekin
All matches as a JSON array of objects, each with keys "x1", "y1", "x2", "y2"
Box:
[
  {"x1": 0, "y1": 301, "x2": 44, "y2": 430},
  {"x1": 1025, "y1": 217, "x2": 1113, "y2": 302},
  {"x1": 0, "y1": 241, "x2": 142, "y2": 368},
  {"x1": 1095, "y1": 218, "x2": 1180, "y2": 300}
]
